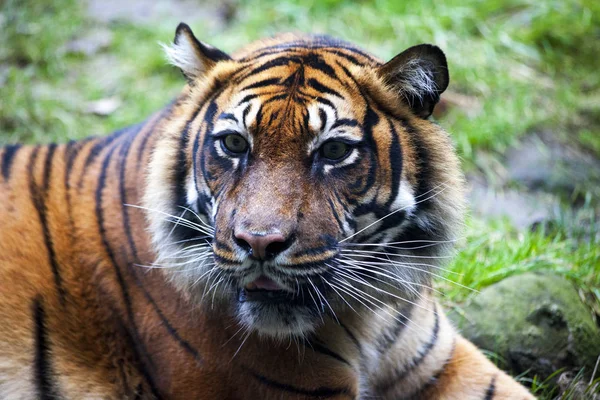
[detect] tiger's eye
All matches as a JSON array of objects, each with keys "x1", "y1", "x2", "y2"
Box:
[
  {"x1": 321, "y1": 141, "x2": 350, "y2": 161},
  {"x1": 222, "y1": 134, "x2": 249, "y2": 154}
]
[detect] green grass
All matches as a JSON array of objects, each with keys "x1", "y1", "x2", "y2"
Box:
[
  {"x1": 0, "y1": 0, "x2": 182, "y2": 144},
  {"x1": 527, "y1": 368, "x2": 600, "y2": 399},
  {"x1": 1, "y1": 0, "x2": 599, "y2": 398},
  {"x1": 2, "y1": 0, "x2": 599, "y2": 156},
  {"x1": 222, "y1": 0, "x2": 600, "y2": 163},
  {"x1": 443, "y1": 211, "x2": 599, "y2": 306}
]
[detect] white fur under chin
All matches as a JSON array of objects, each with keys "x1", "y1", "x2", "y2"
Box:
[{"x1": 237, "y1": 302, "x2": 320, "y2": 339}]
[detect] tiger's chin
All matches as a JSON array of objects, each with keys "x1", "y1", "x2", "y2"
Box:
[{"x1": 235, "y1": 287, "x2": 324, "y2": 338}]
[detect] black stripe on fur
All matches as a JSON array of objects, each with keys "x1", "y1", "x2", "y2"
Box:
[
  {"x1": 484, "y1": 375, "x2": 497, "y2": 400},
  {"x1": 1, "y1": 143, "x2": 21, "y2": 180},
  {"x1": 95, "y1": 141, "x2": 162, "y2": 398},
  {"x1": 28, "y1": 145, "x2": 67, "y2": 305},
  {"x1": 129, "y1": 266, "x2": 204, "y2": 365},
  {"x1": 375, "y1": 305, "x2": 440, "y2": 394},
  {"x1": 32, "y1": 297, "x2": 60, "y2": 400},
  {"x1": 308, "y1": 339, "x2": 353, "y2": 367},
  {"x1": 247, "y1": 368, "x2": 355, "y2": 399}
]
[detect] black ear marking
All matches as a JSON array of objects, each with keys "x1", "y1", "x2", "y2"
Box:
[
  {"x1": 174, "y1": 23, "x2": 231, "y2": 64},
  {"x1": 378, "y1": 44, "x2": 449, "y2": 118},
  {"x1": 165, "y1": 22, "x2": 231, "y2": 82}
]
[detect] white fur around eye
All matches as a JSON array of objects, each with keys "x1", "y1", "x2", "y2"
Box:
[
  {"x1": 242, "y1": 101, "x2": 260, "y2": 133},
  {"x1": 307, "y1": 97, "x2": 362, "y2": 159},
  {"x1": 212, "y1": 96, "x2": 259, "y2": 148},
  {"x1": 323, "y1": 148, "x2": 359, "y2": 174},
  {"x1": 308, "y1": 102, "x2": 336, "y2": 133},
  {"x1": 213, "y1": 138, "x2": 240, "y2": 169}
]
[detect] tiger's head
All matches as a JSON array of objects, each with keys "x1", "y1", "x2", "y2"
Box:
[{"x1": 145, "y1": 24, "x2": 464, "y2": 338}]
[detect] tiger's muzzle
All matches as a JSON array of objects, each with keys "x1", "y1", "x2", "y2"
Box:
[{"x1": 233, "y1": 230, "x2": 295, "y2": 261}]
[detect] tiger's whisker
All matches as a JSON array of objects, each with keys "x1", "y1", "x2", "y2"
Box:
[
  {"x1": 329, "y1": 277, "x2": 426, "y2": 335},
  {"x1": 152, "y1": 253, "x2": 213, "y2": 267},
  {"x1": 134, "y1": 262, "x2": 210, "y2": 272},
  {"x1": 176, "y1": 205, "x2": 215, "y2": 231},
  {"x1": 341, "y1": 248, "x2": 454, "y2": 259},
  {"x1": 331, "y1": 272, "x2": 431, "y2": 335},
  {"x1": 222, "y1": 324, "x2": 247, "y2": 348},
  {"x1": 331, "y1": 276, "x2": 429, "y2": 335},
  {"x1": 338, "y1": 264, "x2": 442, "y2": 298},
  {"x1": 334, "y1": 259, "x2": 427, "y2": 290},
  {"x1": 169, "y1": 237, "x2": 213, "y2": 245},
  {"x1": 200, "y1": 268, "x2": 222, "y2": 302},
  {"x1": 230, "y1": 328, "x2": 253, "y2": 361},
  {"x1": 210, "y1": 273, "x2": 228, "y2": 308},
  {"x1": 191, "y1": 263, "x2": 219, "y2": 289},
  {"x1": 340, "y1": 182, "x2": 449, "y2": 243},
  {"x1": 330, "y1": 265, "x2": 435, "y2": 314},
  {"x1": 339, "y1": 257, "x2": 477, "y2": 293},
  {"x1": 126, "y1": 204, "x2": 215, "y2": 235},
  {"x1": 335, "y1": 259, "x2": 444, "y2": 302},
  {"x1": 339, "y1": 254, "x2": 458, "y2": 275},
  {"x1": 321, "y1": 276, "x2": 358, "y2": 314},
  {"x1": 341, "y1": 237, "x2": 462, "y2": 249},
  {"x1": 305, "y1": 278, "x2": 325, "y2": 323},
  {"x1": 309, "y1": 277, "x2": 339, "y2": 324}
]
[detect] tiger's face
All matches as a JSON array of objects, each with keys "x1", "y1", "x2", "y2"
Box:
[
  {"x1": 206, "y1": 76, "x2": 372, "y2": 336},
  {"x1": 146, "y1": 25, "x2": 465, "y2": 338}
]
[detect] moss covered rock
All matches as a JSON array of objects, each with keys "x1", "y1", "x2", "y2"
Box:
[{"x1": 451, "y1": 273, "x2": 600, "y2": 378}]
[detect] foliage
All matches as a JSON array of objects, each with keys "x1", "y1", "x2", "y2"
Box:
[{"x1": 1, "y1": 0, "x2": 598, "y2": 397}]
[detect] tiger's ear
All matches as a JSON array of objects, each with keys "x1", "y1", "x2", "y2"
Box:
[
  {"x1": 163, "y1": 23, "x2": 231, "y2": 81},
  {"x1": 378, "y1": 44, "x2": 449, "y2": 119}
]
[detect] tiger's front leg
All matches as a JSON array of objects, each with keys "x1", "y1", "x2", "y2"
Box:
[
  {"x1": 418, "y1": 336, "x2": 536, "y2": 400},
  {"x1": 330, "y1": 294, "x2": 536, "y2": 399}
]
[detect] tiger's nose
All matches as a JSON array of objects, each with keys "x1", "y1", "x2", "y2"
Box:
[{"x1": 233, "y1": 230, "x2": 293, "y2": 260}]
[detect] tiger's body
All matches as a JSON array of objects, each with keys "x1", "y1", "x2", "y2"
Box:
[{"x1": 0, "y1": 26, "x2": 534, "y2": 399}]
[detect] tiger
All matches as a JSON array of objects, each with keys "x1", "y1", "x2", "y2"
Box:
[{"x1": 0, "y1": 23, "x2": 535, "y2": 399}]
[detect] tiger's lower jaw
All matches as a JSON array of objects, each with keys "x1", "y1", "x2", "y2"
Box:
[{"x1": 235, "y1": 288, "x2": 324, "y2": 337}]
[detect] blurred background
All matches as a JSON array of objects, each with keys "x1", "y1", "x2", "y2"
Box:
[{"x1": 1, "y1": 0, "x2": 599, "y2": 397}]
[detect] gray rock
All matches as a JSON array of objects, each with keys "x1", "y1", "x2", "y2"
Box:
[
  {"x1": 468, "y1": 177, "x2": 559, "y2": 230},
  {"x1": 505, "y1": 132, "x2": 600, "y2": 201},
  {"x1": 450, "y1": 273, "x2": 600, "y2": 379}
]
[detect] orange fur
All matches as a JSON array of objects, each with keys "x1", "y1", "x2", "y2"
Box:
[{"x1": 0, "y1": 29, "x2": 534, "y2": 399}]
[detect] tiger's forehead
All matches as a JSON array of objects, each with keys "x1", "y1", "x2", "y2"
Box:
[
  {"x1": 211, "y1": 49, "x2": 369, "y2": 148},
  {"x1": 212, "y1": 84, "x2": 364, "y2": 153}
]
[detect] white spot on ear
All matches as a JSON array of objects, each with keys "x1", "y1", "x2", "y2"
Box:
[
  {"x1": 393, "y1": 58, "x2": 437, "y2": 103},
  {"x1": 161, "y1": 36, "x2": 205, "y2": 78}
]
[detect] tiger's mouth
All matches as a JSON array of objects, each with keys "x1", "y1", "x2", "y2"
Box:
[
  {"x1": 238, "y1": 275, "x2": 295, "y2": 304},
  {"x1": 233, "y1": 273, "x2": 328, "y2": 337},
  {"x1": 244, "y1": 275, "x2": 285, "y2": 292}
]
